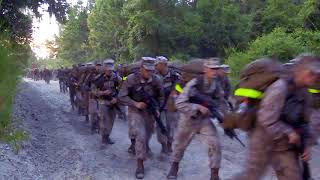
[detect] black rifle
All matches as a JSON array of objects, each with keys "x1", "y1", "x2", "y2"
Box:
[
  {"x1": 189, "y1": 92, "x2": 245, "y2": 147},
  {"x1": 136, "y1": 86, "x2": 169, "y2": 139},
  {"x1": 94, "y1": 73, "x2": 127, "y2": 121},
  {"x1": 298, "y1": 125, "x2": 311, "y2": 180}
]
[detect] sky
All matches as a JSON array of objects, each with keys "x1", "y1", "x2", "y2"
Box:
[{"x1": 31, "y1": 0, "x2": 87, "y2": 59}]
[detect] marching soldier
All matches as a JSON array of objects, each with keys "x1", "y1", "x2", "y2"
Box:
[
  {"x1": 94, "y1": 59, "x2": 121, "y2": 144},
  {"x1": 230, "y1": 56, "x2": 320, "y2": 180},
  {"x1": 118, "y1": 57, "x2": 164, "y2": 179},
  {"x1": 67, "y1": 65, "x2": 79, "y2": 110},
  {"x1": 155, "y1": 56, "x2": 181, "y2": 153},
  {"x1": 167, "y1": 60, "x2": 224, "y2": 180}
]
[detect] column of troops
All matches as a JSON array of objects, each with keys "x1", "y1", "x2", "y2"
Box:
[
  {"x1": 37, "y1": 55, "x2": 320, "y2": 180},
  {"x1": 27, "y1": 68, "x2": 57, "y2": 84}
]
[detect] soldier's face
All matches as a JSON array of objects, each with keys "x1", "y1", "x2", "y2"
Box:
[
  {"x1": 141, "y1": 67, "x2": 153, "y2": 79},
  {"x1": 204, "y1": 67, "x2": 218, "y2": 79},
  {"x1": 295, "y1": 69, "x2": 318, "y2": 87},
  {"x1": 104, "y1": 69, "x2": 112, "y2": 76},
  {"x1": 155, "y1": 63, "x2": 166, "y2": 73},
  {"x1": 95, "y1": 65, "x2": 102, "y2": 72}
]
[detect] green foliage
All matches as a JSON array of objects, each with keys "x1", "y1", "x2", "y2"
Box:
[
  {"x1": 52, "y1": 0, "x2": 320, "y2": 86},
  {"x1": 88, "y1": 0, "x2": 128, "y2": 61},
  {"x1": 57, "y1": 3, "x2": 91, "y2": 63},
  {"x1": 197, "y1": 0, "x2": 252, "y2": 56},
  {"x1": 226, "y1": 27, "x2": 320, "y2": 84},
  {"x1": 251, "y1": 0, "x2": 302, "y2": 37},
  {"x1": 0, "y1": 0, "x2": 68, "y2": 146},
  {"x1": 0, "y1": 33, "x2": 29, "y2": 148},
  {"x1": 298, "y1": 0, "x2": 320, "y2": 30},
  {"x1": 0, "y1": 0, "x2": 68, "y2": 45}
]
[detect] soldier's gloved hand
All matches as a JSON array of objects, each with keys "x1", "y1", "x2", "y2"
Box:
[
  {"x1": 198, "y1": 105, "x2": 209, "y2": 115},
  {"x1": 135, "y1": 102, "x2": 147, "y2": 110},
  {"x1": 301, "y1": 146, "x2": 312, "y2": 162},
  {"x1": 288, "y1": 131, "x2": 300, "y2": 145},
  {"x1": 110, "y1": 98, "x2": 117, "y2": 104}
]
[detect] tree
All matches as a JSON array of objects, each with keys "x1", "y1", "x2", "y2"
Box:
[
  {"x1": 57, "y1": 2, "x2": 91, "y2": 63},
  {"x1": 122, "y1": 0, "x2": 203, "y2": 60},
  {"x1": 0, "y1": 0, "x2": 68, "y2": 45},
  {"x1": 196, "y1": 0, "x2": 252, "y2": 57},
  {"x1": 88, "y1": 0, "x2": 128, "y2": 61}
]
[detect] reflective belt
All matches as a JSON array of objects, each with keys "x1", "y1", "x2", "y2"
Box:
[
  {"x1": 234, "y1": 88, "x2": 263, "y2": 99},
  {"x1": 309, "y1": 88, "x2": 320, "y2": 94},
  {"x1": 122, "y1": 76, "x2": 127, "y2": 81},
  {"x1": 175, "y1": 84, "x2": 184, "y2": 93}
]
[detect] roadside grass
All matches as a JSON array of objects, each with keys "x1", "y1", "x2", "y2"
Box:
[{"x1": 0, "y1": 39, "x2": 29, "y2": 152}]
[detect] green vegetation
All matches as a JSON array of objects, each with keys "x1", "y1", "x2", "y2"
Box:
[
  {"x1": 55, "y1": 0, "x2": 320, "y2": 67},
  {"x1": 0, "y1": 0, "x2": 68, "y2": 146}
]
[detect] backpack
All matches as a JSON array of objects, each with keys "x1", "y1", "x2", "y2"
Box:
[
  {"x1": 180, "y1": 59, "x2": 206, "y2": 83},
  {"x1": 223, "y1": 58, "x2": 285, "y2": 131}
]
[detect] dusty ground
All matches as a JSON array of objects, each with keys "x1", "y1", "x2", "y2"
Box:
[{"x1": 0, "y1": 79, "x2": 319, "y2": 180}]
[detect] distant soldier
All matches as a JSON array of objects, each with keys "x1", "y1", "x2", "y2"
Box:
[
  {"x1": 155, "y1": 56, "x2": 181, "y2": 153},
  {"x1": 75, "y1": 64, "x2": 87, "y2": 115},
  {"x1": 43, "y1": 68, "x2": 51, "y2": 84},
  {"x1": 67, "y1": 66, "x2": 79, "y2": 110},
  {"x1": 57, "y1": 68, "x2": 64, "y2": 93},
  {"x1": 81, "y1": 63, "x2": 95, "y2": 122},
  {"x1": 230, "y1": 56, "x2": 320, "y2": 180},
  {"x1": 167, "y1": 60, "x2": 224, "y2": 180},
  {"x1": 118, "y1": 57, "x2": 164, "y2": 179},
  {"x1": 94, "y1": 59, "x2": 121, "y2": 144}
]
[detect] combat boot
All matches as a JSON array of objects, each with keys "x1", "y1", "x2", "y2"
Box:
[
  {"x1": 102, "y1": 134, "x2": 114, "y2": 144},
  {"x1": 135, "y1": 159, "x2": 144, "y2": 179},
  {"x1": 128, "y1": 139, "x2": 136, "y2": 155},
  {"x1": 167, "y1": 141, "x2": 173, "y2": 153},
  {"x1": 167, "y1": 162, "x2": 179, "y2": 179},
  {"x1": 91, "y1": 124, "x2": 97, "y2": 134},
  {"x1": 210, "y1": 168, "x2": 220, "y2": 180},
  {"x1": 105, "y1": 135, "x2": 114, "y2": 144},
  {"x1": 160, "y1": 143, "x2": 169, "y2": 154}
]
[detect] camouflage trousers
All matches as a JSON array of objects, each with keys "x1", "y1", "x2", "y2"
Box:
[
  {"x1": 89, "y1": 98, "x2": 99, "y2": 129},
  {"x1": 172, "y1": 114, "x2": 221, "y2": 168},
  {"x1": 230, "y1": 126, "x2": 302, "y2": 180},
  {"x1": 311, "y1": 109, "x2": 320, "y2": 141},
  {"x1": 69, "y1": 86, "x2": 76, "y2": 109},
  {"x1": 156, "y1": 110, "x2": 179, "y2": 145},
  {"x1": 98, "y1": 100, "x2": 117, "y2": 137},
  {"x1": 128, "y1": 107, "x2": 154, "y2": 160}
]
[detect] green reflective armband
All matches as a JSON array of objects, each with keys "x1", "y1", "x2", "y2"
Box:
[
  {"x1": 309, "y1": 88, "x2": 320, "y2": 94},
  {"x1": 234, "y1": 88, "x2": 263, "y2": 99},
  {"x1": 175, "y1": 84, "x2": 183, "y2": 93}
]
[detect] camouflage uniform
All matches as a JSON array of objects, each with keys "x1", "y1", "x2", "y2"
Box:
[
  {"x1": 84, "y1": 67, "x2": 101, "y2": 132},
  {"x1": 118, "y1": 71, "x2": 164, "y2": 160},
  {"x1": 155, "y1": 59, "x2": 181, "y2": 153},
  {"x1": 172, "y1": 76, "x2": 223, "y2": 169},
  {"x1": 309, "y1": 87, "x2": 320, "y2": 143},
  {"x1": 96, "y1": 70, "x2": 121, "y2": 142},
  {"x1": 57, "y1": 68, "x2": 64, "y2": 92},
  {"x1": 67, "y1": 68, "x2": 78, "y2": 110},
  {"x1": 231, "y1": 79, "x2": 310, "y2": 180}
]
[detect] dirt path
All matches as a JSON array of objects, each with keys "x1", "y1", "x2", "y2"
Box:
[{"x1": 0, "y1": 79, "x2": 319, "y2": 180}]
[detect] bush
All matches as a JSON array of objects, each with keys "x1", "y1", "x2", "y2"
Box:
[
  {"x1": 225, "y1": 28, "x2": 320, "y2": 84},
  {"x1": 0, "y1": 36, "x2": 28, "y2": 150}
]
